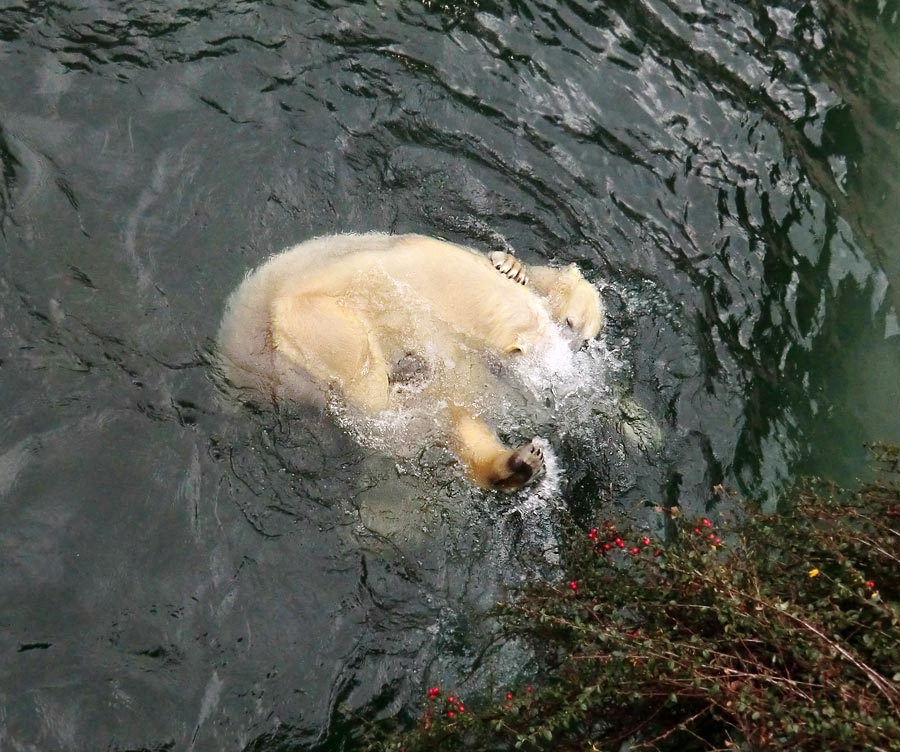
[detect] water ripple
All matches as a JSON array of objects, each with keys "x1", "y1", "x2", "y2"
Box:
[{"x1": 0, "y1": 1, "x2": 898, "y2": 749}]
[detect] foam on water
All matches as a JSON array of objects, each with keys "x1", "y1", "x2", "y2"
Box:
[
  {"x1": 509, "y1": 323, "x2": 624, "y2": 406},
  {"x1": 329, "y1": 309, "x2": 633, "y2": 518}
]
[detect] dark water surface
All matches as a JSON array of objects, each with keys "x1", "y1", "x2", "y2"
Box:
[{"x1": 1, "y1": 1, "x2": 898, "y2": 749}]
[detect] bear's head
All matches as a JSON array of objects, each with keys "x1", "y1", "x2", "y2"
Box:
[{"x1": 549, "y1": 265, "x2": 604, "y2": 346}]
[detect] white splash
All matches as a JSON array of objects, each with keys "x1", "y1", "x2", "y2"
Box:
[{"x1": 508, "y1": 325, "x2": 624, "y2": 413}]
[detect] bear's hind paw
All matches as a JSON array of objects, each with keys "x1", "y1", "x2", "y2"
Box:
[
  {"x1": 489, "y1": 251, "x2": 529, "y2": 286},
  {"x1": 491, "y1": 440, "x2": 544, "y2": 492}
]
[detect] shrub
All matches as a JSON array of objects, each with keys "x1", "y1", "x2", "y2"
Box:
[{"x1": 365, "y1": 444, "x2": 900, "y2": 751}]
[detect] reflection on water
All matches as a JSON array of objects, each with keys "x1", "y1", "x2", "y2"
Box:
[{"x1": 0, "y1": 1, "x2": 897, "y2": 749}]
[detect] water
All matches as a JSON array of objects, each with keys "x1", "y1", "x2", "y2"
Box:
[{"x1": 1, "y1": 1, "x2": 898, "y2": 749}]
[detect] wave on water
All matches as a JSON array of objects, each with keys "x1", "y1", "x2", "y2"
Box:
[{"x1": 332, "y1": 295, "x2": 633, "y2": 499}]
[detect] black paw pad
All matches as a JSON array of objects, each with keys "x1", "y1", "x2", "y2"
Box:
[{"x1": 491, "y1": 442, "x2": 544, "y2": 492}]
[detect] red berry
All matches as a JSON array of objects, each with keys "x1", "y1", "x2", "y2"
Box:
[
  {"x1": 447, "y1": 711, "x2": 454, "y2": 718},
  {"x1": 866, "y1": 580, "x2": 875, "y2": 588},
  {"x1": 642, "y1": 536, "x2": 650, "y2": 545},
  {"x1": 507, "y1": 693, "x2": 513, "y2": 700}
]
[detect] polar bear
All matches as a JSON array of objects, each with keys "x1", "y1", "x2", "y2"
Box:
[{"x1": 217, "y1": 233, "x2": 603, "y2": 491}]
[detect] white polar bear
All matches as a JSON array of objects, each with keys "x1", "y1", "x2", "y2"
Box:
[{"x1": 217, "y1": 233, "x2": 603, "y2": 491}]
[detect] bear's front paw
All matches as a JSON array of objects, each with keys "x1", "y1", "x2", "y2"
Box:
[
  {"x1": 488, "y1": 251, "x2": 529, "y2": 286},
  {"x1": 491, "y1": 440, "x2": 544, "y2": 492}
]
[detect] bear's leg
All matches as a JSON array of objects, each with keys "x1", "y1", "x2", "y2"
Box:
[
  {"x1": 449, "y1": 406, "x2": 543, "y2": 492},
  {"x1": 271, "y1": 294, "x2": 391, "y2": 413}
]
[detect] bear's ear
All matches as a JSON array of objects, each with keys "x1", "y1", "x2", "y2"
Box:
[
  {"x1": 564, "y1": 263, "x2": 583, "y2": 280},
  {"x1": 504, "y1": 335, "x2": 528, "y2": 355}
]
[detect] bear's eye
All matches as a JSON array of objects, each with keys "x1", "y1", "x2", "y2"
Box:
[{"x1": 565, "y1": 317, "x2": 575, "y2": 329}]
